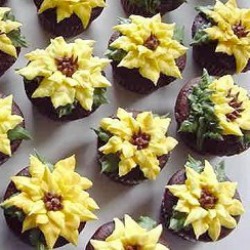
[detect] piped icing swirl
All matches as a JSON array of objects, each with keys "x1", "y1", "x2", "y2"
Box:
[
  {"x1": 196, "y1": 0, "x2": 250, "y2": 73},
  {"x1": 0, "y1": 95, "x2": 23, "y2": 156},
  {"x1": 108, "y1": 14, "x2": 187, "y2": 84},
  {"x1": 0, "y1": 7, "x2": 23, "y2": 57},
  {"x1": 38, "y1": 0, "x2": 106, "y2": 28},
  {"x1": 166, "y1": 158, "x2": 245, "y2": 241},
  {"x1": 97, "y1": 108, "x2": 178, "y2": 180},
  {"x1": 91, "y1": 215, "x2": 169, "y2": 250},
  {"x1": 1, "y1": 154, "x2": 99, "y2": 249},
  {"x1": 17, "y1": 37, "x2": 111, "y2": 113}
]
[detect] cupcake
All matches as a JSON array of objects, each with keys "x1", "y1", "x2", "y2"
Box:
[
  {"x1": 106, "y1": 14, "x2": 187, "y2": 94},
  {"x1": 95, "y1": 108, "x2": 178, "y2": 185},
  {"x1": 0, "y1": 7, "x2": 27, "y2": 77},
  {"x1": 175, "y1": 70, "x2": 250, "y2": 156},
  {"x1": 86, "y1": 214, "x2": 170, "y2": 250},
  {"x1": 0, "y1": 94, "x2": 30, "y2": 166},
  {"x1": 1, "y1": 154, "x2": 99, "y2": 249},
  {"x1": 33, "y1": 0, "x2": 106, "y2": 37},
  {"x1": 121, "y1": 0, "x2": 185, "y2": 17},
  {"x1": 161, "y1": 156, "x2": 245, "y2": 242},
  {"x1": 192, "y1": 0, "x2": 250, "y2": 76},
  {"x1": 17, "y1": 37, "x2": 111, "y2": 121}
]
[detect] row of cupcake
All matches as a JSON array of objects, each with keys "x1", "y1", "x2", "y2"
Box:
[
  {"x1": 1, "y1": 0, "x2": 250, "y2": 90},
  {"x1": 0, "y1": 152, "x2": 245, "y2": 249},
  {"x1": 1, "y1": 0, "x2": 187, "y2": 38}
]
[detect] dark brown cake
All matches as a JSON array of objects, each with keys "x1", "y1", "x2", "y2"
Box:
[
  {"x1": 96, "y1": 109, "x2": 177, "y2": 185},
  {"x1": 24, "y1": 77, "x2": 99, "y2": 122},
  {"x1": 108, "y1": 31, "x2": 186, "y2": 95},
  {"x1": 33, "y1": 0, "x2": 105, "y2": 37},
  {"x1": 121, "y1": 0, "x2": 185, "y2": 17},
  {"x1": 0, "y1": 0, "x2": 6, "y2": 6},
  {"x1": 175, "y1": 77, "x2": 250, "y2": 156},
  {"x1": 86, "y1": 217, "x2": 169, "y2": 249},
  {"x1": 192, "y1": 13, "x2": 250, "y2": 76},
  {"x1": 0, "y1": 93, "x2": 25, "y2": 166},
  {"x1": 3, "y1": 167, "x2": 85, "y2": 248},
  {"x1": 160, "y1": 168, "x2": 241, "y2": 242}
]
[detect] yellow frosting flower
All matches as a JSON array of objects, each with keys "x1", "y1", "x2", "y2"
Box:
[
  {"x1": 110, "y1": 14, "x2": 187, "y2": 84},
  {"x1": 203, "y1": 0, "x2": 250, "y2": 72},
  {"x1": 0, "y1": 7, "x2": 22, "y2": 57},
  {"x1": 0, "y1": 95, "x2": 23, "y2": 156},
  {"x1": 39, "y1": 0, "x2": 106, "y2": 28},
  {"x1": 91, "y1": 215, "x2": 169, "y2": 250},
  {"x1": 167, "y1": 161, "x2": 245, "y2": 241},
  {"x1": 1, "y1": 155, "x2": 99, "y2": 249},
  {"x1": 208, "y1": 75, "x2": 250, "y2": 136},
  {"x1": 17, "y1": 37, "x2": 111, "y2": 111},
  {"x1": 99, "y1": 108, "x2": 178, "y2": 180}
]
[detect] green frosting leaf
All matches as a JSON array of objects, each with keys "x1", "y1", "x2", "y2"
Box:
[
  {"x1": 29, "y1": 229, "x2": 48, "y2": 250},
  {"x1": 100, "y1": 154, "x2": 120, "y2": 173},
  {"x1": 57, "y1": 103, "x2": 75, "y2": 118},
  {"x1": 105, "y1": 47, "x2": 127, "y2": 63},
  {"x1": 93, "y1": 88, "x2": 109, "y2": 108},
  {"x1": 3, "y1": 206, "x2": 25, "y2": 222},
  {"x1": 185, "y1": 155, "x2": 204, "y2": 173},
  {"x1": 214, "y1": 161, "x2": 227, "y2": 182},
  {"x1": 3, "y1": 10, "x2": 27, "y2": 48},
  {"x1": 173, "y1": 25, "x2": 185, "y2": 43},
  {"x1": 179, "y1": 69, "x2": 223, "y2": 151},
  {"x1": 129, "y1": 0, "x2": 161, "y2": 14},
  {"x1": 7, "y1": 126, "x2": 32, "y2": 141},
  {"x1": 93, "y1": 128, "x2": 111, "y2": 143},
  {"x1": 168, "y1": 210, "x2": 187, "y2": 232},
  {"x1": 137, "y1": 216, "x2": 157, "y2": 230},
  {"x1": 33, "y1": 150, "x2": 54, "y2": 172}
]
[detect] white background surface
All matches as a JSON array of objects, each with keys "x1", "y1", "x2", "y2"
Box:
[{"x1": 0, "y1": 0, "x2": 249, "y2": 249}]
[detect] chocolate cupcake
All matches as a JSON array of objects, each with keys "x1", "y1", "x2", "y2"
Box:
[
  {"x1": 0, "y1": 94, "x2": 30, "y2": 166},
  {"x1": 33, "y1": 0, "x2": 106, "y2": 37},
  {"x1": 175, "y1": 70, "x2": 250, "y2": 156},
  {"x1": 106, "y1": 14, "x2": 187, "y2": 94},
  {"x1": 95, "y1": 108, "x2": 178, "y2": 185},
  {"x1": 86, "y1": 214, "x2": 170, "y2": 250},
  {"x1": 0, "y1": 7, "x2": 27, "y2": 77},
  {"x1": 121, "y1": 0, "x2": 185, "y2": 17},
  {"x1": 17, "y1": 37, "x2": 111, "y2": 121},
  {"x1": 0, "y1": 0, "x2": 6, "y2": 6},
  {"x1": 1, "y1": 154, "x2": 99, "y2": 249},
  {"x1": 191, "y1": 0, "x2": 250, "y2": 76},
  {"x1": 161, "y1": 156, "x2": 245, "y2": 242}
]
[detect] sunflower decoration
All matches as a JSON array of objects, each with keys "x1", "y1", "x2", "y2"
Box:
[
  {"x1": 1, "y1": 154, "x2": 99, "y2": 249},
  {"x1": 179, "y1": 70, "x2": 250, "y2": 153},
  {"x1": 0, "y1": 95, "x2": 30, "y2": 158},
  {"x1": 193, "y1": 0, "x2": 250, "y2": 73},
  {"x1": 90, "y1": 215, "x2": 169, "y2": 250},
  {"x1": 17, "y1": 37, "x2": 111, "y2": 119},
  {"x1": 107, "y1": 14, "x2": 187, "y2": 84},
  {"x1": 0, "y1": 7, "x2": 27, "y2": 58},
  {"x1": 166, "y1": 157, "x2": 245, "y2": 241},
  {"x1": 95, "y1": 108, "x2": 177, "y2": 183},
  {"x1": 38, "y1": 0, "x2": 106, "y2": 28}
]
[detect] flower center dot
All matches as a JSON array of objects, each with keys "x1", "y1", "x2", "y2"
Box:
[
  {"x1": 131, "y1": 130, "x2": 151, "y2": 150},
  {"x1": 232, "y1": 22, "x2": 249, "y2": 38},
  {"x1": 125, "y1": 246, "x2": 139, "y2": 250},
  {"x1": 144, "y1": 34, "x2": 160, "y2": 50},
  {"x1": 199, "y1": 188, "x2": 217, "y2": 210},
  {"x1": 43, "y1": 192, "x2": 63, "y2": 211},
  {"x1": 55, "y1": 56, "x2": 79, "y2": 77},
  {"x1": 226, "y1": 89, "x2": 245, "y2": 122}
]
